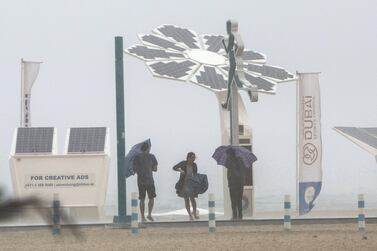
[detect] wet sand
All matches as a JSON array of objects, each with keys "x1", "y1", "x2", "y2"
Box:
[{"x1": 0, "y1": 222, "x2": 376, "y2": 250}]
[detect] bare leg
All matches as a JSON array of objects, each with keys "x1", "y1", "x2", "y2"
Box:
[
  {"x1": 140, "y1": 198, "x2": 146, "y2": 221},
  {"x1": 147, "y1": 198, "x2": 154, "y2": 221},
  {"x1": 184, "y1": 198, "x2": 193, "y2": 220},
  {"x1": 238, "y1": 185, "x2": 244, "y2": 220},
  {"x1": 229, "y1": 187, "x2": 237, "y2": 220},
  {"x1": 190, "y1": 197, "x2": 199, "y2": 219}
]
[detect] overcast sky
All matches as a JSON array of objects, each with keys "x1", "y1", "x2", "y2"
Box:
[{"x1": 1, "y1": 0, "x2": 376, "y2": 211}]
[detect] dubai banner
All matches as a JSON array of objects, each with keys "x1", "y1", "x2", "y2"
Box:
[{"x1": 297, "y1": 72, "x2": 322, "y2": 215}]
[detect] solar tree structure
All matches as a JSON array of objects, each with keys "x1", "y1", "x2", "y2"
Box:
[
  {"x1": 125, "y1": 23, "x2": 295, "y2": 216},
  {"x1": 334, "y1": 127, "x2": 377, "y2": 163}
]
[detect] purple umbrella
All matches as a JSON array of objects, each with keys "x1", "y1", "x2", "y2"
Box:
[{"x1": 212, "y1": 145, "x2": 257, "y2": 168}]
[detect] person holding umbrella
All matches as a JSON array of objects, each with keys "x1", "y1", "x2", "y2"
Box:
[
  {"x1": 225, "y1": 148, "x2": 246, "y2": 220},
  {"x1": 173, "y1": 152, "x2": 199, "y2": 221},
  {"x1": 212, "y1": 145, "x2": 257, "y2": 220},
  {"x1": 133, "y1": 142, "x2": 158, "y2": 222}
]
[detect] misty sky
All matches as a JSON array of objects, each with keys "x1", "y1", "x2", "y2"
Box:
[{"x1": 1, "y1": 0, "x2": 377, "y2": 212}]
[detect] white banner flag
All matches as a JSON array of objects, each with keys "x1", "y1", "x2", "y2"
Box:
[
  {"x1": 21, "y1": 59, "x2": 41, "y2": 127},
  {"x1": 297, "y1": 72, "x2": 322, "y2": 215}
]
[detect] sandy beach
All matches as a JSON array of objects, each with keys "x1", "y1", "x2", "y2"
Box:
[{"x1": 0, "y1": 222, "x2": 376, "y2": 251}]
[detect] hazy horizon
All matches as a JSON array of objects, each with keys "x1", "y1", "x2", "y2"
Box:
[{"x1": 1, "y1": 0, "x2": 377, "y2": 213}]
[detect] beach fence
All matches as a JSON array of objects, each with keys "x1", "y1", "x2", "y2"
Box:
[
  {"x1": 131, "y1": 192, "x2": 139, "y2": 234},
  {"x1": 52, "y1": 193, "x2": 60, "y2": 235},
  {"x1": 208, "y1": 193, "x2": 216, "y2": 233},
  {"x1": 358, "y1": 194, "x2": 365, "y2": 232},
  {"x1": 283, "y1": 195, "x2": 291, "y2": 230}
]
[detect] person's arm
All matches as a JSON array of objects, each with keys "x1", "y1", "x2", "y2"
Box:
[
  {"x1": 132, "y1": 156, "x2": 139, "y2": 174},
  {"x1": 173, "y1": 161, "x2": 185, "y2": 173},
  {"x1": 152, "y1": 155, "x2": 158, "y2": 172}
]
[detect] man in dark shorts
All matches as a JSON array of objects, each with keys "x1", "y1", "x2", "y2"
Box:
[{"x1": 133, "y1": 143, "x2": 158, "y2": 222}]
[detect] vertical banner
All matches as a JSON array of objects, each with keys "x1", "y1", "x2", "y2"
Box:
[
  {"x1": 297, "y1": 72, "x2": 322, "y2": 215},
  {"x1": 21, "y1": 59, "x2": 41, "y2": 127}
]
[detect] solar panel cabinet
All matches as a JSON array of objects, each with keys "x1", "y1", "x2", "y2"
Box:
[{"x1": 9, "y1": 127, "x2": 111, "y2": 224}]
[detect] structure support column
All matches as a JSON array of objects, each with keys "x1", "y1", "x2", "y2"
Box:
[
  {"x1": 114, "y1": 36, "x2": 129, "y2": 223},
  {"x1": 230, "y1": 81, "x2": 239, "y2": 146}
]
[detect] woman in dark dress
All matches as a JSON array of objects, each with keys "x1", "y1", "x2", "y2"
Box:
[
  {"x1": 225, "y1": 148, "x2": 245, "y2": 220},
  {"x1": 173, "y1": 152, "x2": 199, "y2": 221}
]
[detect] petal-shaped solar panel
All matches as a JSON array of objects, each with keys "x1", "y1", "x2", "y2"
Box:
[
  {"x1": 201, "y1": 34, "x2": 226, "y2": 54},
  {"x1": 126, "y1": 45, "x2": 185, "y2": 61},
  {"x1": 146, "y1": 60, "x2": 200, "y2": 81},
  {"x1": 139, "y1": 34, "x2": 186, "y2": 52},
  {"x1": 334, "y1": 127, "x2": 377, "y2": 156},
  {"x1": 244, "y1": 71, "x2": 276, "y2": 94},
  {"x1": 191, "y1": 65, "x2": 227, "y2": 91},
  {"x1": 154, "y1": 24, "x2": 202, "y2": 49},
  {"x1": 241, "y1": 50, "x2": 266, "y2": 64},
  {"x1": 244, "y1": 63, "x2": 295, "y2": 82}
]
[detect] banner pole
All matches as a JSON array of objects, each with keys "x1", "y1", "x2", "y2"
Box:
[
  {"x1": 20, "y1": 59, "x2": 24, "y2": 127},
  {"x1": 296, "y1": 72, "x2": 300, "y2": 212}
]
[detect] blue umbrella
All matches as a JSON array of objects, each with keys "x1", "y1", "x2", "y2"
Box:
[
  {"x1": 124, "y1": 139, "x2": 151, "y2": 178},
  {"x1": 212, "y1": 145, "x2": 257, "y2": 168},
  {"x1": 191, "y1": 173, "x2": 208, "y2": 195}
]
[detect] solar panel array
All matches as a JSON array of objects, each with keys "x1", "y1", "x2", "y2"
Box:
[
  {"x1": 155, "y1": 25, "x2": 200, "y2": 49},
  {"x1": 335, "y1": 127, "x2": 377, "y2": 149},
  {"x1": 241, "y1": 50, "x2": 266, "y2": 62},
  {"x1": 140, "y1": 34, "x2": 185, "y2": 52},
  {"x1": 202, "y1": 35, "x2": 225, "y2": 53},
  {"x1": 244, "y1": 72, "x2": 276, "y2": 92},
  {"x1": 147, "y1": 60, "x2": 199, "y2": 80},
  {"x1": 193, "y1": 65, "x2": 227, "y2": 90},
  {"x1": 68, "y1": 127, "x2": 107, "y2": 153},
  {"x1": 244, "y1": 63, "x2": 295, "y2": 81},
  {"x1": 128, "y1": 45, "x2": 184, "y2": 61},
  {"x1": 125, "y1": 24, "x2": 296, "y2": 95},
  {"x1": 15, "y1": 127, "x2": 54, "y2": 154}
]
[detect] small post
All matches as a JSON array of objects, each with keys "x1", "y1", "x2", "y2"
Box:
[
  {"x1": 52, "y1": 193, "x2": 61, "y2": 235},
  {"x1": 131, "y1": 192, "x2": 139, "y2": 234},
  {"x1": 208, "y1": 193, "x2": 216, "y2": 234},
  {"x1": 284, "y1": 195, "x2": 291, "y2": 230},
  {"x1": 358, "y1": 194, "x2": 365, "y2": 232}
]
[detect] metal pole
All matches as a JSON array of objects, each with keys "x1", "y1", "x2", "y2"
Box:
[
  {"x1": 21, "y1": 59, "x2": 24, "y2": 127},
  {"x1": 114, "y1": 36, "x2": 128, "y2": 223},
  {"x1": 230, "y1": 81, "x2": 239, "y2": 146},
  {"x1": 296, "y1": 75, "x2": 299, "y2": 211}
]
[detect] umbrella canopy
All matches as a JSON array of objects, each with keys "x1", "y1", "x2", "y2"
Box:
[
  {"x1": 212, "y1": 145, "x2": 257, "y2": 168},
  {"x1": 191, "y1": 173, "x2": 208, "y2": 195},
  {"x1": 334, "y1": 127, "x2": 377, "y2": 162},
  {"x1": 124, "y1": 139, "x2": 151, "y2": 178}
]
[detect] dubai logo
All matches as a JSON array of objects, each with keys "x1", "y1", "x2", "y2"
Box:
[{"x1": 303, "y1": 143, "x2": 318, "y2": 165}]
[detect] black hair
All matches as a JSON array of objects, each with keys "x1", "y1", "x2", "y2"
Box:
[
  {"x1": 141, "y1": 143, "x2": 149, "y2": 152},
  {"x1": 186, "y1": 152, "x2": 195, "y2": 160}
]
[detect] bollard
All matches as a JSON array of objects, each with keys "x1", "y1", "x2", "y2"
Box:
[
  {"x1": 131, "y1": 192, "x2": 139, "y2": 234},
  {"x1": 52, "y1": 193, "x2": 60, "y2": 235},
  {"x1": 208, "y1": 193, "x2": 216, "y2": 234},
  {"x1": 283, "y1": 195, "x2": 291, "y2": 230},
  {"x1": 358, "y1": 194, "x2": 365, "y2": 232}
]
